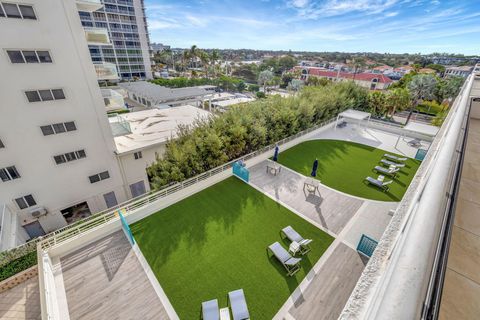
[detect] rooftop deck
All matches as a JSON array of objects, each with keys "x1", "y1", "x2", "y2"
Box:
[
  {"x1": 439, "y1": 118, "x2": 480, "y2": 319},
  {"x1": 0, "y1": 276, "x2": 40, "y2": 320},
  {"x1": 58, "y1": 231, "x2": 169, "y2": 320}
]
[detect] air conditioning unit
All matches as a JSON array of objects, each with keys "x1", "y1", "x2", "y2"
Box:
[{"x1": 29, "y1": 207, "x2": 47, "y2": 218}]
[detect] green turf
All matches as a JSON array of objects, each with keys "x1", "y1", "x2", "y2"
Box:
[
  {"x1": 131, "y1": 177, "x2": 334, "y2": 319},
  {"x1": 277, "y1": 139, "x2": 421, "y2": 202}
]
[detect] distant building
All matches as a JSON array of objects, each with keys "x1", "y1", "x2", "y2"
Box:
[
  {"x1": 444, "y1": 66, "x2": 473, "y2": 78},
  {"x1": 119, "y1": 81, "x2": 210, "y2": 108},
  {"x1": 297, "y1": 67, "x2": 393, "y2": 90},
  {"x1": 151, "y1": 43, "x2": 171, "y2": 53},
  {"x1": 372, "y1": 65, "x2": 394, "y2": 74},
  {"x1": 419, "y1": 68, "x2": 436, "y2": 74},
  {"x1": 394, "y1": 65, "x2": 414, "y2": 75},
  {"x1": 78, "y1": 0, "x2": 153, "y2": 80}
]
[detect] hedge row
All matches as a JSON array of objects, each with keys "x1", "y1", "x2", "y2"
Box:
[{"x1": 0, "y1": 251, "x2": 37, "y2": 282}]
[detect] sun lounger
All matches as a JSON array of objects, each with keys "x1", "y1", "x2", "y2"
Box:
[
  {"x1": 373, "y1": 165, "x2": 400, "y2": 177},
  {"x1": 383, "y1": 154, "x2": 407, "y2": 162},
  {"x1": 281, "y1": 226, "x2": 313, "y2": 254},
  {"x1": 202, "y1": 299, "x2": 219, "y2": 320},
  {"x1": 268, "y1": 242, "x2": 302, "y2": 276},
  {"x1": 380, "y1": 159, "x2": 405, "y2": 168},
  {"x1": 228, "y1": 289, "x2": 250, "y2": 320},
  {"x1": 408, "y1": 138, "x2": 422, "y2": 148},
  {"x1": 364, "y1": 176, "x2": 393, "y2": 191}
]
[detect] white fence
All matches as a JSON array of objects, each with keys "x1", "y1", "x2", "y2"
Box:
[{"x1": 38, "y1": 252, "x2": 59, "y2": 320}]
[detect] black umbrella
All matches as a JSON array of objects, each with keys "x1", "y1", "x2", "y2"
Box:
[
  {"x1": 273, "y1": 145, "x2": 279, "y2": 162},
  {"x1": 311, "y1": 159, "x2": 318, "y2": 177}
]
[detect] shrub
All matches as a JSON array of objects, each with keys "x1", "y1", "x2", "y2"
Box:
[
  {"x1": 0, "y1": 251, "x2": 37, "y2": 282},
  {"x1": 256, "y1": 91, "x2": 266, "y2": 99},
  {"x1": 147, "y1": 81, "x2": 369, "y2": 189}
]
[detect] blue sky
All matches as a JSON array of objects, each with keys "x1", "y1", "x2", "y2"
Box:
[{"x1": 145, "y1": 0, "x2": 480, "y2": 54}]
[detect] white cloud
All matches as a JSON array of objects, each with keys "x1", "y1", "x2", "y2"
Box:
[
  {"x1": 290, "y1": 0, "x2": 309, "y2": 8},
  {"x1": 385, "y1": 11, "x2": 399, "y2": 17},
  {"x1": 186, "y1": 15, "x2": 208, "y2": 27}
]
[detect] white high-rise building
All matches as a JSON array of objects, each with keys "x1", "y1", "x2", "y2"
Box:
[
  {"x1": 0, "y1": 0, "x2": 130, "y2": 246},
  {"x1": 78, "y1": 0, "x2": 153, "y2": 80}
]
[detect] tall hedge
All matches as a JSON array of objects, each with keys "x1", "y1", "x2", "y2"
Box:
[{"x1": 147, "y1": 81, "x2": 368, "y2": 189}]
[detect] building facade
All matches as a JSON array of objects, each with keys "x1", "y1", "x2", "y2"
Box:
[
  {"x1": 0, "y1": 0, "x2": 129, "y2": 242},
  {"x1": 78, "y1": 0, "x2": 153, "y2": 80}
]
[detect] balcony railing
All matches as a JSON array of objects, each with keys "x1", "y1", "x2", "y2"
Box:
[
  {"x1": 76, "y1": 0, "x2": 103, "y2": 12},
  {"x1": 94, "y1": 63, "x2": 119, "y2": 80},
  {"x1": 84, "y1": 28, "x2": 111, "y2": 46},
  {"x1": 102, "y1": 89, "x2": 125, "y2": 111}
]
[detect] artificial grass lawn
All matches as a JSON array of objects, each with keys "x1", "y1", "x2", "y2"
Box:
[
  {"x1": 131, "y1": 177, "x2": 334, "y2": 319},
  {"x1": 277, "y1": 139, "x2": 421, "y2": 202}
]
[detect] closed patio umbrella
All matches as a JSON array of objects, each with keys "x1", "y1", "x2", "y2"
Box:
[
  {"x1": 311, "y1": 159, "x2": 318, "y2": 177},
  {"x1": 273, "y1": 145, "x2": 279, "y2": 162}
]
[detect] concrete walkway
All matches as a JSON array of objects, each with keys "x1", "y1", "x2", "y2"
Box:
[{"x1": 249, "y1": 159, "x2": 397, "y2": 320}]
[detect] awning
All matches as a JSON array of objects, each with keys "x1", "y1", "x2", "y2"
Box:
[
  {"x1": 338, "y1": 109, "x2": 371, "y2": 121},
  {"x1": 403, "y1": 122, "x2": 439, "y2": 137}
]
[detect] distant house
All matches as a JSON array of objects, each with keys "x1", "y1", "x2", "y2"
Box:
[
  {"x1": 444, "y1": 66, "x2": 473, "y2": 78},
  {"x1": 296, "y1": 67, "x2": 393, "y2": 90},
  {"x1": 394, "y1": 65, "x2": 414, "y2": 75},
  {"x1": 419, "y1": 68, "x2": 436, "y2": 74},
  {"x1": 372, "y1": 65, "x2": 394, "y2": 74}
]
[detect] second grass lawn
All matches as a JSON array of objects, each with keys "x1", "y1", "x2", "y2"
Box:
[
  {"x1": 131, "y1": 177, "x2": 334, "y2": 319},
  {"x1": 277, "y1": 139, "x2": 421, "y2": 202}
]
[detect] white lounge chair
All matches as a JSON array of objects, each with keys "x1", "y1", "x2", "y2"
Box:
[
  {"x1": 364, "y1": 176, "x2": 393, "y2": 192},
  {"x1": 380, "y1": 159, "x2": 405, "y2": 168},
  {"x1": 268, "y1": 242, "x2": 302, "y2": 276},
  {"x1": 281, "y1": 226, "x2": 313, "y2": 255},
  {"x1": 202, "y1": 299, "x2": 219, "y2": 320},
  {"x1": 384, "y1": 153, "x2": 407, "y2": 162},
  {"x1": 373, "y1": 165, "x2": 400, "y2": 177},
  {"x1": 228, "y1": 289, "x2": 250, "y2": 320}
]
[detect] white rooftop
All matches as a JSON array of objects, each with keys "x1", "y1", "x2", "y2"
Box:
[
  {"x1": 118, "y1": 81, "x2": 209, "y2": 105},
  {"x1": 403, "y1": 122, "x2": 439, "y2": 137},
  {"x1": 338, "y1": 109, "x2": 371, "y2": 121},
  {"x1": 212, "y1": 97, "x2": 255, "y2": 108},
  {"x1": 113, "y1": 105, "x2": 211, "y2": 153}
]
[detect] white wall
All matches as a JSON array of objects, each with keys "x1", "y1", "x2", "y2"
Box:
[{"x1": 0, "y1": 0, "x2": 128, "y2": 236}]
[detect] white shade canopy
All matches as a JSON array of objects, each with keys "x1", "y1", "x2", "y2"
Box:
[
  {"x1": 338, "y1": 109, "x2": 371, "y2": 121},
  {"x1": 403, "y1": 122, "x2": 439, "y2": 137}
]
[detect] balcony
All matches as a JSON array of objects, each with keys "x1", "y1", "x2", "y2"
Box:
[
  {"x1": 76, "y1": 0, "x2": 103, "y2": 12},
  {"x1": 84, "y1": 28, "x2": 111, "y2": 46},
  {"x1": 94, "y1": 63, "x2": 119, "y2": 80},
  {"x1": 101, "y1": 89, "x2": 126, "y2": 112}
]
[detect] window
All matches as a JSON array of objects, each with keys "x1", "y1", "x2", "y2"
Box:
[
  {"x1": 54, "y1": 149, "x2": 86, "y2": 164},
  {"x1": 7, "y1": 50, "x2": 52, "y2": 64},
  {"x1": 134, "y1": 151, "x2": 142, "y2": 160},
  {"x1": 22, "y1": 51, "x2": 38, "y2": 63},
  {"x1": 89, "y1": 171, "x2": 110, "y2": 183},
  {"x1": 25, "y1": 89, "x2": 65, "y2": 102},
  {"x1": 18, "y1": 5, "x2": 35, "y2": 19},
  {"x1": 3, "y1": 3, "x2": 21, "y2": 18},
  {"x1": 15, "y1": 194, "x2": 36, "y2": 209},
  {"x1": 0, "y1": 166, "x2": 20, "y2": 182},
  {"x1": 41, "y1": 121, "x2": 76, "y2": 136},
  {"x1": 0, "y1": 3, "x2": 36, "y2": 19},
  {"x1": 7, "y1": 50, "x2": 24, "y2": 63}
]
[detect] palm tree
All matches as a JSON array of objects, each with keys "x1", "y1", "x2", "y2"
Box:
[
  {"x1": 406, "y1": 74, "x2": 437, "y2": 124},
  {"x1": 198, "y1": 51, "x2": 210, "y2": 78},
  {"x1": 181, "y1": 50, "x2": 190, "y2": 76},
  {"x1": 189, "y1": 45, "x2": 198, "y2": 69},
  {"x1": 210, "y1": 50, "x2": 220, "y2": 77},
  {"x1": 350, "y1": 57, "x2": 366, "y2": 82}
]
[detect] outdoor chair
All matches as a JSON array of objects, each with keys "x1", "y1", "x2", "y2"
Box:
[
  {"x1": 364, "y1": 176, "x2": 393, "y2": 192},
  {"x1": 383, "y1": 153, "x2": 407, "y2": 162},
  {"x1": 373, "y1": 165, "x2": 400, "y2": 177},
  {"x1": 268, "y1": 242, "x2": 302, "y2": 276},
  {"x1": 201, "y1": 299, "x2": 220, "y2": 320},
  {"x1": 380, "y1": 159, "x2": 405, "y2": 168},
  {"x1": 408, "y1": 138, "x2": 422, "y2": 148},
  {"x1": 281, "y1": 226, "x2": 313, "y2": 255},
  {"x1": 228, "y1": 289, "x2": 250, "y2": 320}
]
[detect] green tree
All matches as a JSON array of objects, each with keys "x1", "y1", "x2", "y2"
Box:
[
  {"x1": 406, "y1": 74, "x2": 438, "y2": 124},
  {"x1": 367, "y1": 91, "x2": 387, "y2": 116},
  {"x1": 385, "y1": 88, "x2": 411, "y2": 116},
  {"x1": 258, "y1": 70, "x2": 274, "y2": 92}
]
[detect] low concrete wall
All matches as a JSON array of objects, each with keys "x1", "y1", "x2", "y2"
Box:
[{"x1": 0, "y1": 265, "x2": 38, "y2": 294}]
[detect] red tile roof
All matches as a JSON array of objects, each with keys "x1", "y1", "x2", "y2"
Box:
[{"x1": 296, "y1": 67, "x2": 393, "y2": 84}]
